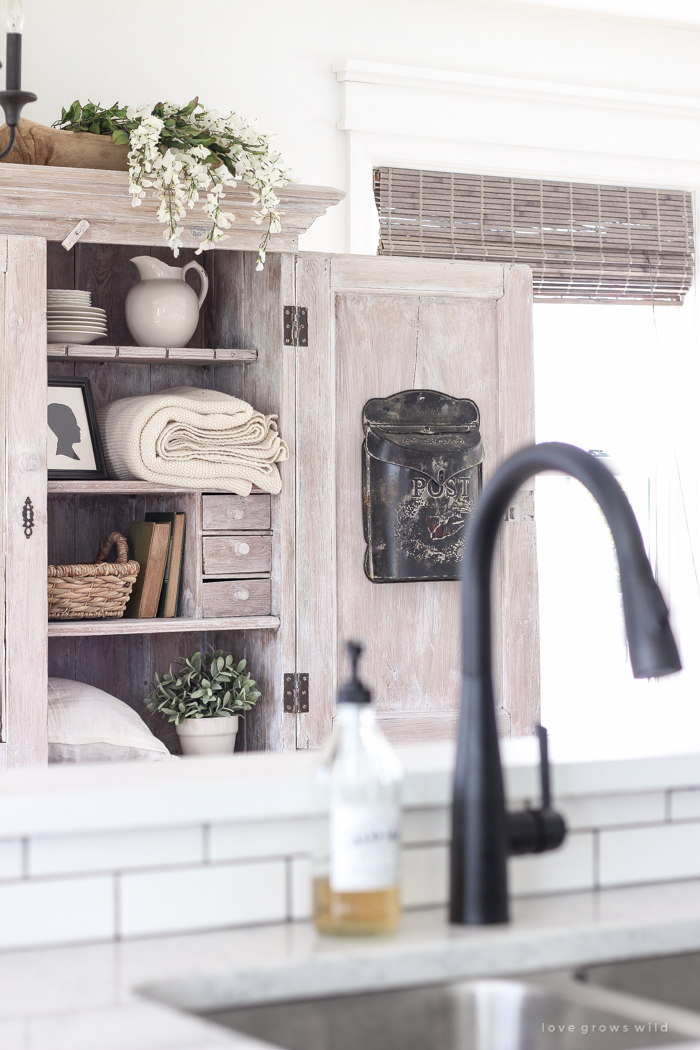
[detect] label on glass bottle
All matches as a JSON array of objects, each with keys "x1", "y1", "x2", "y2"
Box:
[{"x1": 329, "y1": 803, "x2": 400, "y2": 892}]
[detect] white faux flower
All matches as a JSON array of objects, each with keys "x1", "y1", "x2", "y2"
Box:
[{"x1": 124, "y1": 100, "x2": 291, "y2": 264}]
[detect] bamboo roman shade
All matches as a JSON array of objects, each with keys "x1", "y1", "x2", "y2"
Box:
[{"x1": 374, "y1": 168, "x2": 694, "y2": 303}]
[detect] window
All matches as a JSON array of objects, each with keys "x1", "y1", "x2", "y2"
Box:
[
  {"x1": 374, "y1": 164, "x2": 699, "y2": 757},
  {"x1": 535, "y1": 299, "x2": 700, "y2": 760}
]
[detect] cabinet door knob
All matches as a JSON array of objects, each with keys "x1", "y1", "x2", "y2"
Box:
[{"x1": 233, "y1": 541, "x2": 250, "y2": 556}]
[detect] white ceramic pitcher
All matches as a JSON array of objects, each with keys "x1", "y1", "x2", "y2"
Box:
[{"x1": 125, "y1": 256, "x2": 209, "y2": 348}]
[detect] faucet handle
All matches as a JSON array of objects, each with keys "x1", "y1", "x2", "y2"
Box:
[
  {"x1": 537, "y1": 724, "x2": 551, "y2": 809},
  {"x1": 506, "y1": 724, "x2": 566, "y2": 856}
]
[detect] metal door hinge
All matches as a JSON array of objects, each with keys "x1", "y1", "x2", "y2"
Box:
[
  {"x1": 283, "y1": 306, "x2": 308, "y2": 347},
  {"x1": 284, "y1": 672, "x2": 309, "y2": 713}
]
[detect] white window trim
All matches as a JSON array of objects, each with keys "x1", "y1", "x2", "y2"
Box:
[{"x1": 334, "y1": 59, "x2": 700, "y2": 255}]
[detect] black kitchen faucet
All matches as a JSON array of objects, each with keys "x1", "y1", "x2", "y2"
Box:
[{"x1": 450, "y1": 442, "x2": 682, "y2": 925}]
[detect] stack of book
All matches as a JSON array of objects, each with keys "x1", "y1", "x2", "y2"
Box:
[{"x1": 124, "y1": 513, "x2": 186, "y2": 619}]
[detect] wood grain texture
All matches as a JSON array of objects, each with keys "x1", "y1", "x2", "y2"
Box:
[
  {"x1": 203, "y1": 535, "x2": 271, "y2": 575},
  {"x1": 497, "y1": 266, "x2": 540, "y2": 735},
  {"x1": 202, "y1": 494, "x2": 271, "y2": 532},
  {"x1": 375, "y1": 711, "x2": 459, "y2": 744},
  {"x1": 202, "y1": 579, "x2": 271, "y2": 618},
  {"x1": 330, "y1": 255, "x2": 504, "y2": 299},
  {"x1": 47, "y1": 345, "x2": 257, "y2": 363},
  {"x1": 309, "y1": 256, "x2": 538, "y2": 743},
  {"x1": 0, "y1": 243, "x2": 5, "y2": 741},
  {"x1": 48, "y1": 481, "x2": 262, "y2": 495},
  {"x1": 0, "y1": 167, "x2": 344, "y2": 250},
  {"x1": 4, "y1": 236, "x2": 48, "y2": 765},
  {"x1": 213, "y1": 251, "x2": 295, "y2": 752},
  {"x1": 334, "y1": 291, "x2": 499, "y2": 720},
  {"x1": 48, "y1": 614, "x2": 280, "y2": 637},
  {"x1": 293, "y1": 254, "x2": 336, "y2": 750}
]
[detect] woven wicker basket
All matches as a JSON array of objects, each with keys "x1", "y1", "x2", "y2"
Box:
[{"x1": 48, "y1": 532, "x2": 140, "y2": 621}]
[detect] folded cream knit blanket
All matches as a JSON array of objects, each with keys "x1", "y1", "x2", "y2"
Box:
[{"x1": 96, "y1": 386, "x2": 288, "y2": 495}]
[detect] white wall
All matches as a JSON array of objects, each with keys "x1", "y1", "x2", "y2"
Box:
[{"x1": 21, "y1": 0, "x2": 700, "y2": 254}]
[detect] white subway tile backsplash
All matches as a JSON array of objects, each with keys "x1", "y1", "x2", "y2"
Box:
[
  {"x1": 558, "y1": 792, "x2": 665, "y2": 831},
  {"x1": 671, "y1": 788, "x2": 700, "y2": 821},
  {"x1": 0, "y1": 876, "x2": 114, "y2": 949},
  {"x1": 510, "y1": 832, "x2": 595, "y2": 897},
  {"x1": 402, "y1": 844, "x2": 449, "y2": 908},
  {"x1": 0, "y1": 839, "x2": 22, "y2": 880},
  {"x1": 119, "y1": 860, "x2": 287, "y2": 938},
  {"x1": 402, "y1": 808, "x2": 450, "y2": 845},
  {"x1": 600, "y1": 820, "x2": 700, "y2": 887},
  {"x1": 210, "y1": 817, "x2": 325, "y2": 863},
  {"x1": 290, "y1": 856, "x2": 314, "y2": 921},
  {"x1": 29, "y1": 826, "x2": 204, "y2": 877}
]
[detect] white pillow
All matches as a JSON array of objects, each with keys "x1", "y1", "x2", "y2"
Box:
[{"x1": 48, "y1": 678, "x2": 174, "y2": 763}]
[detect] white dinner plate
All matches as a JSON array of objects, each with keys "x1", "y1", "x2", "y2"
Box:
[{"x1": 47, "y1": 331, "x2": 105, "y2": 345}]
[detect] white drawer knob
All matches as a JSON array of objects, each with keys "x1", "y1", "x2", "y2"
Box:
[
  {"x1": 232, "y1": 508, "x2": 244, "y2": 519},
  {"x1": 233, "y1": 588, "x2": 250, "y2": 601},
  {"x1": 233, "y1": 541, "x2": 250, "y2": 556}
]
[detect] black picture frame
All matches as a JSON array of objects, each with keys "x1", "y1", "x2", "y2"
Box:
[{"x1": 47, "y1": 377, "x2": 108, "y2": 481}]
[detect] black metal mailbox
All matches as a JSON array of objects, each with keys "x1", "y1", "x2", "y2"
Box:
[{"x1": 362, "y1": 389, "x2": 483, "y2": 583}]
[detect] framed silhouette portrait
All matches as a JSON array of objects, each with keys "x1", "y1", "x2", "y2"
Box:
[{"x1": 47, "y1": 377, "x2": 107, "y2": 480}]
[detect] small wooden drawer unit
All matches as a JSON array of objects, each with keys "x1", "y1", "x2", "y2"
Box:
[
  {"x1": 202, "y1": 494, "x2": 271, "y2": 531},
  {"x1": 202, "y1": 578, "x2": 271, "y2": 617},
  {"x1": 203, "y1": 534, "x2": 272, "y2": 576}
]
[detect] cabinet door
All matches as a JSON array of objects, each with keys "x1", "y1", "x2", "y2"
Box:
[
  {"x1": 0, "y1": 236, "x2": 48, "y2": 766},
  {"x1": 295, "y1": 255, "x2": 538, "y2": 748}
]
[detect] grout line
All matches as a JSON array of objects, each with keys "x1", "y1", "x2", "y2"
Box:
[
  {"x1": 21, "y1": 839, "x2": 29, "y2": 879},
  {"x1": 592, "y1": 829, "x2": 600, "y2": 891},
  {"x1": 114, "y1": 872, "x2": 122, "y2": 941},
  {"x1": 665, "y1": 789, "x2": 673, "y2": 822},
  {"x1": 202, "y1": 824, "x2": 211, "y2": 864},
  {"x1": 285, "y1": 857, "x2": 293, "y2": 923}
]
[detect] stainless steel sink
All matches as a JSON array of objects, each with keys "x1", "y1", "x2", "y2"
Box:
[
  {"x1": 579, "y1": 951, "x2": 700, "y2": 1015},
  {"x1": 201, "y1": 977, "x2": 700, "y2": 1050}
]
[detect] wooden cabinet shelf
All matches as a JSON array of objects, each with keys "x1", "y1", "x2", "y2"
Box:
[
  {"x1": 47, "y1": 344, "x2": 258, "y2": 364},
  {"x1": 47, "y1": 614, "x2": 280, "y2": 637},
  {"x1": 48, "y1": 481, "x2": 262, "y2": 495}
]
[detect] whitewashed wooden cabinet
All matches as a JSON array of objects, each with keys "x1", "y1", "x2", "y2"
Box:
[
  {"x1": 294, "y1": 255, "x2": 538, "y2": 748},
  {"x1": 0, "y1": 166, "x2": 537, "y2": 766}
]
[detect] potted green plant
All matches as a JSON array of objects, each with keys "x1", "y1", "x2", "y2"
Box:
[{"x1": 146, "y1": 646, "x2": 260, "y2": 755}]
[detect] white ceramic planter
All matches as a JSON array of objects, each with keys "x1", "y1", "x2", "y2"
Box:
[{"x1": 175, "y1": 715, "x2": 239, "y2": 756}]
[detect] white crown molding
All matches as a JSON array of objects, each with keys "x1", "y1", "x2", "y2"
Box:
[{"x1": 333, "y1": 60, "x2": 700, "y2": 121}]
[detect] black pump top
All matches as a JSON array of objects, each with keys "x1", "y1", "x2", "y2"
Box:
[{"x1": 338, "y1": 642, "x2": 371, "y2": 704}]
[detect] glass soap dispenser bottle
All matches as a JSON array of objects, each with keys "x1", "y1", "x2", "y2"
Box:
[{"x1": 314, "y1": 642, "x2": 403, "y2": 936}]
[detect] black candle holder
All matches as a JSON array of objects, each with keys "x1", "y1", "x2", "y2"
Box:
[{"x1": 0, "y1": 32, "x2": 36, "y2": 160}]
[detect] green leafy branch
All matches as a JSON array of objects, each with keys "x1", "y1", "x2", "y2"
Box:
[{"x1": 52, "y1": 97, "x2": 290, "y2": 263}]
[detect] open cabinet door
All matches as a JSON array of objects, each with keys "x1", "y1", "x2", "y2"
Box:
[
  {"x1": 294, "y1": 254, "x2": 538, "y2": 749},
  {"x1": 0, "y1": 236, "x2": 48, "y2": 766}
]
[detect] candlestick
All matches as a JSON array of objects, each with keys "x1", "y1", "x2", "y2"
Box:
[
  {"x1": 3, "y1": 0, "x2": 23, "y2": 31},
  {"x1": 0, "y1": 0, "x2": 35, "y2": 159}
]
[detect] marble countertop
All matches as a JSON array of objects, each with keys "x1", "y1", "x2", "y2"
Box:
[{"x1": 7, "y1": 877, "x2": 700, "y2": 1049}]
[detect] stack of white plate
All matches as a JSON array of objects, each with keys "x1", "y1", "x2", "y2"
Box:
[{"x1": 47, "y1": 289, "x2": 108, "y2": 345}]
